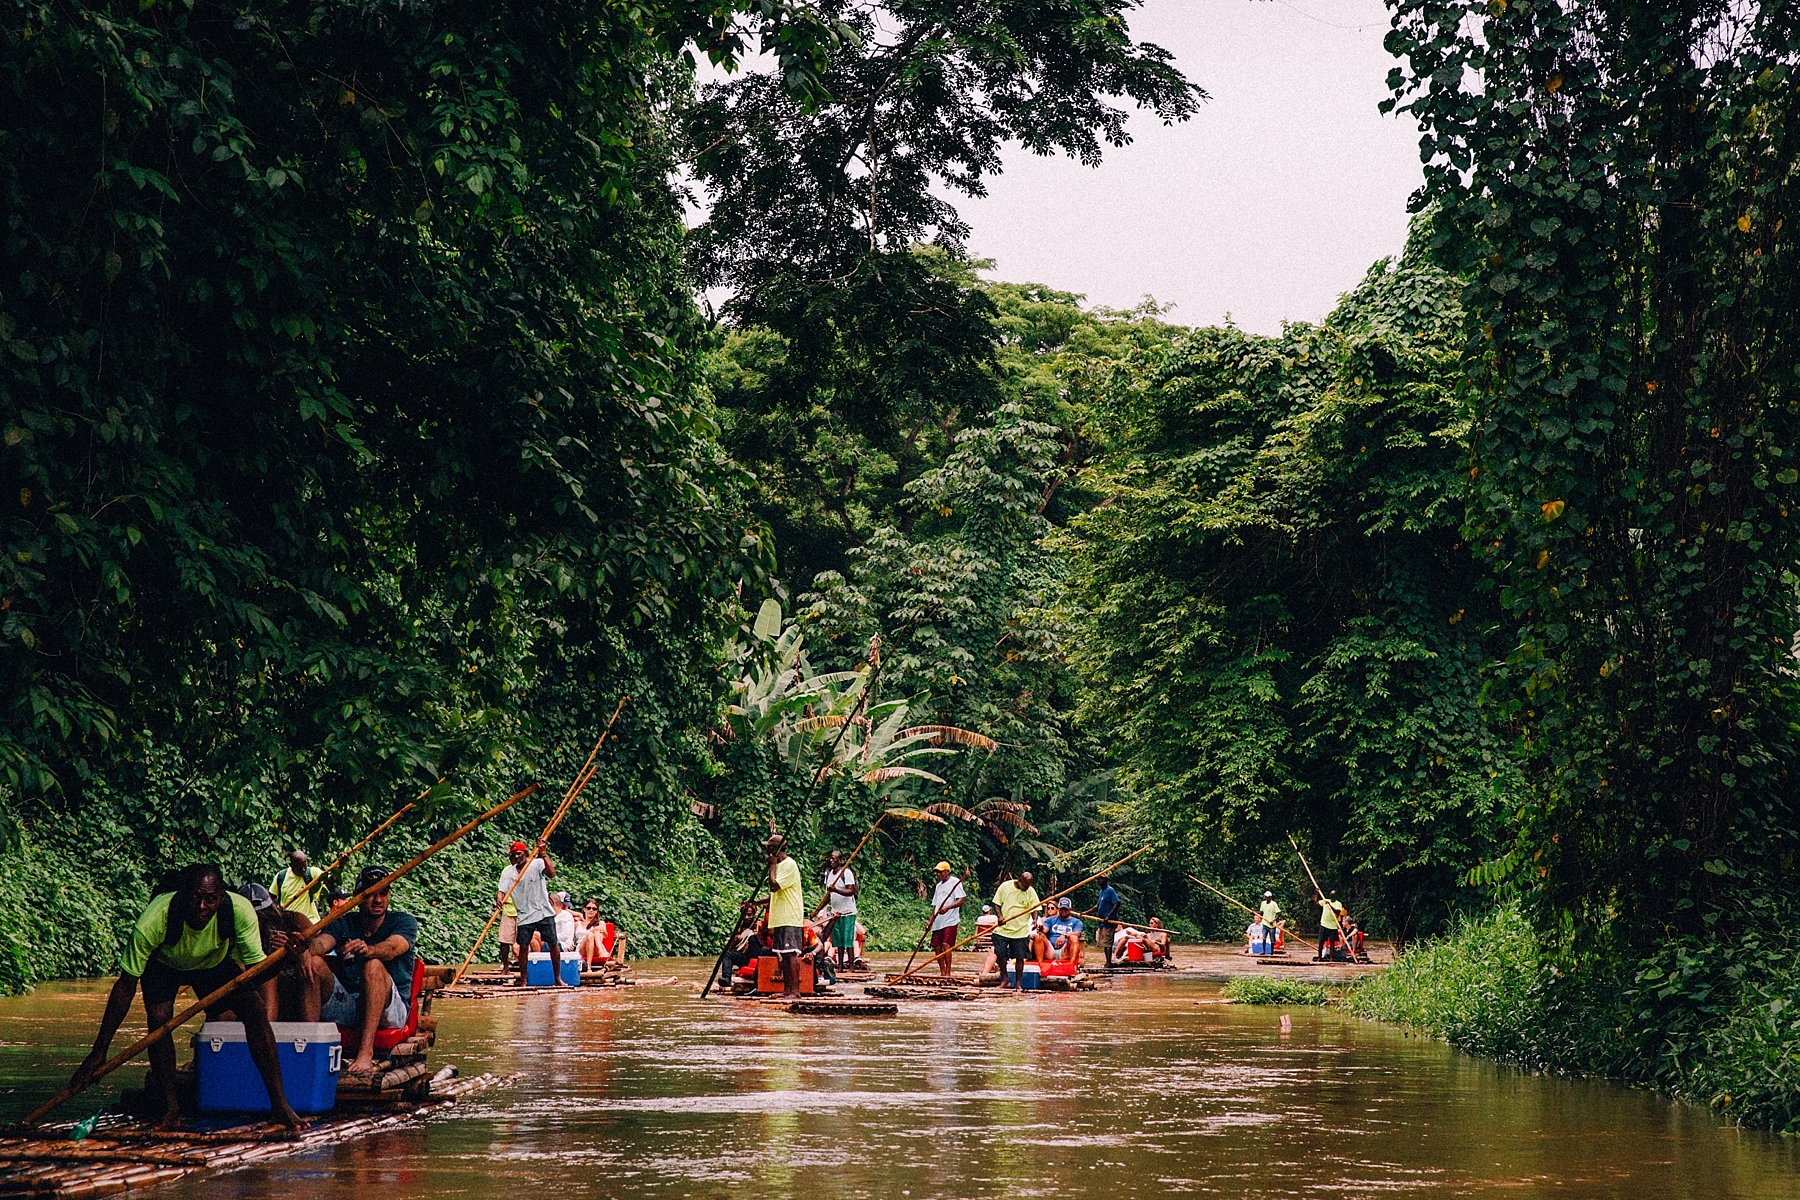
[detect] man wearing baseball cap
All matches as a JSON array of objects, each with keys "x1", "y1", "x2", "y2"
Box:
[
  {"x1": 926, "y1": 862, "x2": 965, "y2": 979},
  {"x1": 301, "y1": 865, "x2": 419, "y2": 1082},
  {"x1": 763, "y1": 835, "x2": 805, "y2": 997},
  {"x1": 500, "y1": 841, "x2": 565, "y2": 988}
]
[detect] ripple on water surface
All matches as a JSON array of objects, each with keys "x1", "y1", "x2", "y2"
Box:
[{"x1": 2, "y1": 963, "x2": 1797, "y2": 1200}]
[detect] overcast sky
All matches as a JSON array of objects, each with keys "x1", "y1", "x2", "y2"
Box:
[{"x1": 959, "y1": 0, "x2": 1423, "y2": 335}]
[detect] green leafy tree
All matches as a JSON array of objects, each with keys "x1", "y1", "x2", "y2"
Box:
[
  {"x1": 1064, "y1": 242, "x2": 1512, "y2": 938},
  {"x1": 1382, "y1": 0, "x2": 1800, "y2": 950}
]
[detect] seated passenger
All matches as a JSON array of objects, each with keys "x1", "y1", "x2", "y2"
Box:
[
  {"x1": 551, "y1": 892, "x2": 577, "y2": 953},
  {"x1": 1245, "y1": 915, "x2": 1265, "y2": 955},
  {"x1": 1143, "y1": 917, "x2": 1171, "y2": 960},
  {"x1": 301, "y1": 866, "x2": 418, "y2": 1082},
  {"x1": 1042, "y1": 898, "x2": 1085, "y2": 964},
  {"x1": 1113, "y1": 924, "x2": 1148, "y2": 962}
]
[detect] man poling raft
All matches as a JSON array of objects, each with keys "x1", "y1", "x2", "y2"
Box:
[{"x1": 34, "y1": 782, "x2": 540, "y2": 1129}]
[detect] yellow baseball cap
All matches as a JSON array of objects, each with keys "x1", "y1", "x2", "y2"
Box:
[{"x1": 934, "y1": 861, "x2": 952, "y2": 872}]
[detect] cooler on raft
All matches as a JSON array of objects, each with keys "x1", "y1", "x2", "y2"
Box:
[
  {"x1": 195, "y1": 1021, "x2": 340, "y2": 1114},
  {"x1": 1002, "y1": 963, "x2": 1042, "y2": 990},
  {"x1": 527, "y1": 952, "x2": 583, "y2": 987},
  {"x1": 755, "y1": 956, "x2": 816, "y2": 995}
]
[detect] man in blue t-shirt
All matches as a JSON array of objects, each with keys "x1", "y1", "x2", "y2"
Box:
[
  {"x1": 1095, "y1": 876, "x2": 1122, "y2": 965},
  {"x1": 1042, "y1": 898, "x2": 1085, "y2": 965},
  {"x1": 301, "y1": 865, "x2": 418, "y2": 1081}
]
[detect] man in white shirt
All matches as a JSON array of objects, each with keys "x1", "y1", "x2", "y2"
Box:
[
  {"x1": 498, "y1": 842, "x2": 567, "y2": 987},
  {"x1": 818, "y1": 849, "x2": 859, "y2": 968},
  {"x1": 926, "y1": 862, "x2": 966, "y2": 978}
]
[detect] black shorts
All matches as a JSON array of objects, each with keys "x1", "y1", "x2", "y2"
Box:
[
  {"x1": 140, "y1": 956, "x2": 251, "y2": 1013},
  {"x1": 992, "y1": 934, "x2": 1030, "y2": 961},
  {"x1": 516, "y1": 917, "x2": 558, "y2": 951},
  {"x1": 768, "y1": 925, "x2": 805, "y2": 955}
]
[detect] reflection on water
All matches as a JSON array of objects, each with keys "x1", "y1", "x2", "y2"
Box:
[{"x1": 3, "y1": 959, "x2": 1797, "y2": 1199}]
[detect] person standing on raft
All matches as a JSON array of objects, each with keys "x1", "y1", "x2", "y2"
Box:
[
  {"x1": 1094, "y1": 875, "x2": 1122, "y2": 965},
  {"x1": 818, "y1": 849, "x2": 859, "y2": 969},
  {"x1": 927, "y1": 861, "x2": 966, "y2": 978},
  {"x1": 70, "y1": 864, "x2": 306, "y2": 1131},
  {"x1": 1314, "y1": 889, "x2": 1345, "y2": 961},
  {"x1": 271, "y1": 848, "x2": 325, "y2": 924},
  {"x1": 990, "y1": 870, "x2": 1039, "y2": 990},
  {"x1": 765, "y1": 835, "x2": 806, "y2": 997},
  {"x1": 500, "y1": 840, "x2": 567, "y2": 987}
]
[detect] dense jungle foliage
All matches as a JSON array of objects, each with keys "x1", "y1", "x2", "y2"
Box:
[{"x1": 3, "y1": 0, "x2": 1798, "y2": 1135}]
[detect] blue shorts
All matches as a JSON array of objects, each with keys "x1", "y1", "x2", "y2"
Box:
[{"x1": 320, "y1": 971, "x2": 408, "y2": 1030}]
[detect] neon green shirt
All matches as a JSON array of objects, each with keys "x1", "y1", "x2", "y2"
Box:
[
  {"x1": 1319, "y1": 899, "x2": 1342, "y2": 931},
  {"x1": 1260, "y1": 899, "x2": 1281, "y2": 927},
  {"x1": 119, "y1": 893, "x2": 266, "y2": 977},
  {"x1": 992, "y1": 882, "x2": 1040, "y2": 938},
  {"x1": 271, "y1": 865, "x2": 325, "y2": 923},
  {"x1": 767, "y1": 857, "x2": 804, "y2": 929}
]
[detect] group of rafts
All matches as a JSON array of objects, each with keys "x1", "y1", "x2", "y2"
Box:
[
  {"x1": 3, "y1": 713, "x2": 636, "y2": 1199},
  {"x1": 698, "y1": 844, "x2": 1175, "y2": 1015}
]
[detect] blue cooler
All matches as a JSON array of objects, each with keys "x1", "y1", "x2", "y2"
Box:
[
  {"x1": 527, "y1": 952, "x2": 581, "y2": 986},
  {"x1": 196, "y1": 1021, "x2": 340, "y2": 1114},
  {"x1": 1003, "y1": 963, "x2": 1042, "y2": 990}
]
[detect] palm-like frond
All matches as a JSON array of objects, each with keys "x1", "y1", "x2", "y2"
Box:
[
  {"x1": 862, "y1": 765, "x2": 946, "y2": 785},
  {"x1": 924, "y1": 802, "x2": 978, "y2": 821},
  {"x1": 900, "y1": 725, "x2": 999, "y2": 751}
]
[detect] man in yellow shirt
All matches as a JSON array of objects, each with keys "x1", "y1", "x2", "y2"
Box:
[
  {"x1": 69, "y1": 864, "x2": 304, "y2": 1130},
  {"x1": 764, "y1": 835, "x2": 805, "y2": 997},
  {"x1": 270, "y1": 848, "x2": 325, "y2": 923},
  {"x1": 990, "y1": 870, "x2": 1039, "y2": 990}
]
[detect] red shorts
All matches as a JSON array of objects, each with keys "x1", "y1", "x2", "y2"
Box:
[{"x1": 930, "y1": 926, "x2": 958, "y2": 954}]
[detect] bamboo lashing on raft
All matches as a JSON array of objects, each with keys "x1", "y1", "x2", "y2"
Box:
[
  {"x1": 25, "y1": 784, "x2": 540, "y2": 1125},
  {"x1": 890, "y1": 845, "x2": 1154, "y2": 984},
  {"x1": 450, "y1": 696, "x2": 629, "y2": 985}
]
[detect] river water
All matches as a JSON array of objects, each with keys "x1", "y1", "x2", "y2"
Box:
[{"x1": 3, "y1": 959, "x2": 1797, "y2": 1199}]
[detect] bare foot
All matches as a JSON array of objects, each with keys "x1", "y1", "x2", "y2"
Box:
[
  {"x1": 154, "y1": 1106, "x2": 184, "y2": 1132},
  {"x1": 273, "y1": 1107, "x2": 310, "y2": 1132}
]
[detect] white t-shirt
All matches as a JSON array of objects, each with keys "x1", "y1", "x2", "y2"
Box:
[
  {"x1": 499, "y1": 859, "x2": 553, "y2": 925},
  {"x1": 554, "y1": 908, "x2": 577, "y2": 951},
  {"x1": 930, "y1": 878, "x2": 966, "y2": 931},
  {"x1": 821, "y1": 866, "x2": 857, "y2": 916},
  {"x1": 975, "y1": 911, "x2": 999, "y2": 934}
]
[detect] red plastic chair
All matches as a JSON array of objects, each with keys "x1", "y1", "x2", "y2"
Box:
[{"x1": 338, "y1": 961, "x2": 426, "y2": 1055}]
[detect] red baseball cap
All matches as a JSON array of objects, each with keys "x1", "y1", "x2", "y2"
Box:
[{"x1": 510, "y1": 841, "x2": 528, "y2": 853}]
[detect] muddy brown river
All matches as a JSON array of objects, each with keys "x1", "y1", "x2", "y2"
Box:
[{"x1": 3, "y1": 959, "x2": 1796, "y2": 1198}]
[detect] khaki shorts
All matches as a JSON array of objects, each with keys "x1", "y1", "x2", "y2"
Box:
[{"x1": 499, "y1": 914, "x2": 518, "y2": 944}]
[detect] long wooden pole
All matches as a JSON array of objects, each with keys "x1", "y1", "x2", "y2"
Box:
[
  {"x1": 26, "y1": 782, "x2": 539, "y2": 1126},
  {"x1": 289, "y1": 779, "x2": 444, "y2": 906},
  {"x1": 451, "y1": 697, "x2": 628, "y2": 984},
  {"x1": 1185, "y1": 873, "x2": 1260, "y2": 918},
  {"x1": 900, "y1": 867, "x2": 970, "y2": 977},
  {"x1": 891, "y1": 845, "x2": 1153, "y2": 984}
]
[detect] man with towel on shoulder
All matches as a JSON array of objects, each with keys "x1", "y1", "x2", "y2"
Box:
[{"x1": 765, "y1": 835, "x2": 806, "y2": 997}]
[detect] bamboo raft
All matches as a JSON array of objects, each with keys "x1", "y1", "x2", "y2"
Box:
[
  {"x1": 0, "y1": 1073, "x2": 512, "y2": 1197},
  {"x1": 747, "y1": 997, "x2": 898, "y2": 1016},
  {"x1": 1255, "y1": 957, "x2": 1369, "y2": 969},
  {"x1": 881, "y1": 972, "x2": 982, "y2": 987},
  {"x1": 864, "y1": 985, "x2": 982, "y2": 1001}
]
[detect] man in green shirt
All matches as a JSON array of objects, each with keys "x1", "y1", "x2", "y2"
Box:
[
  {"x1": 990, "y1": 871, "x2": 1039, "y2": 990},
  {"x1": 271, "y1": 848, "x2": 325, "y2": 924},
  {"x1": 1260, "y1": 891, "x2": 1283, "y2": 952},
  {"x1": 70, "y1": 864, "x2": 304, "y2": 1130},
  {"x1": 764, "y1": 835, "x2": 805, "y2": 997},
  {"x1": 1315, "y1": 890, "x2": 1345, "y2": 961}
]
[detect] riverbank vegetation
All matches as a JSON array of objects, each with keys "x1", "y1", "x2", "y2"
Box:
[{"x1": 3, "y1": 0, "x2": 1797, "y2": 1135}]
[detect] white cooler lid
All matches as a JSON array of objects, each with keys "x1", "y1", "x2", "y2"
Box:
[{"x1": 198, "y1": 1021, "x2": 342, "y2": 1045}]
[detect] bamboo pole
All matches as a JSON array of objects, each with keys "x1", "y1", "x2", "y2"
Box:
[
  {"x1": 890, "y1": 845, "x2": 1154, "y2": 984},
  {"x1": 26, "y1": 782, "x2": 539, "y2": 1126},
  {"x1": 1184, "y1": 873, "x2": 1261, "y2": 917},
  {"x1": 450, "y1": 697, "x2": 628, "y2": 985},
  {"x1": 288, "y1": 779, "x2": 444, "y2": 907},
  {"x1": 900, "y1": 867, "x2": 971, "y2": 977}
]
